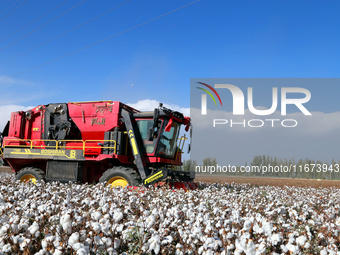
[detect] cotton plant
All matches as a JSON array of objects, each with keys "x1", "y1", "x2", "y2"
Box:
[{"x1": 1, "y1": 172, "x2": 340, "y2": 254}]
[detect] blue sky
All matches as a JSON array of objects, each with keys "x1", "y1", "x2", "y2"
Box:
[{"x1": 0, "y1": 0, "x2": 340, "y2": 110}]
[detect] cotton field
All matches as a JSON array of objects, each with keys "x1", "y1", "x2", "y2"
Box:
[{"x1": 0, "y1": 173, "x2": 340, "y2": 255}]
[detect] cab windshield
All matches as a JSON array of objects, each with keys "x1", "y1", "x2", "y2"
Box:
[
  {"x1": 156, "y1": 121, "x2": 180, "y2": 158},
  {"x1": 136, "y1": 119, "x2": 180, "y2": 158}
]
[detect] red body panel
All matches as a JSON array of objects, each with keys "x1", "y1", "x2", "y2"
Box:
[
  {"x1": 68, "y1": 101, "x2": 120, "y2": 140},
  {"x1": 2, "y1": 101, "x2": 189, "y2": 184}
]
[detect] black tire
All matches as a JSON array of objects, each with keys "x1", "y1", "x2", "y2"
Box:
[
  {"x1": 15, "y1": 167, "x2": 45, "y2": 183},
  {"x1": 99, "y1": 166, "x2": 141, "y2": 187}
]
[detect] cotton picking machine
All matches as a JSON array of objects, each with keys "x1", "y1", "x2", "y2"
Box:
[{"x1": 0, "y1": 101, "x2": 196, "y2": 189}]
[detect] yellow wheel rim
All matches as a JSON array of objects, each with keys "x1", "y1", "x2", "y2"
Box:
[
  {"x1": 108, "y1": 176, "x2": 128, "y2": 188},
  {"x1": 20, "y1": 174, "x2": 37, "y2": 184}
]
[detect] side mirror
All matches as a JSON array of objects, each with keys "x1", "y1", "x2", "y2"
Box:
[
  {"x1": 187, "y1": 123, "x2": 192, "y2": 153},
  {"x1": 153, "y1": 108, "x2": 159, "y2": 130},
  {"x1": 147, "y1": 127, "x2": 153, "y2": 141}
]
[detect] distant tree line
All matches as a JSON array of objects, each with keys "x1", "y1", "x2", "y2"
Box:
[
  {"x1": 248, "y1": 155, "x2": 340, "y2": 180},
  {"x1": 185, "y1": 155, "x2": 340, "y2": 180}
]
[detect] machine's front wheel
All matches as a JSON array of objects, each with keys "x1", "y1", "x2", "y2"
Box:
[
  {"x1": 100, "y1": 166, "x2": 141, "y2": 188},
  {"x1": 16, "y1": 167, "x2": 45, "y2": 184}
]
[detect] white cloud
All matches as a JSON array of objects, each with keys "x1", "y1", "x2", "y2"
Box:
[
  {"x1": 0, "y1": 100, "x2": 191, "y2": 133},
  {"x1": 0, "y1": 105, "x2": 33, "y2": 131},
  {"x1": 191, "y1": 107, "x2": 340, "y2": 135},
  {"x1": 127, "y1": 99, "x2": 190, "y2": 116},
  {"x1": 190, "y1": 107, "x2": 340, "y2": 165},
  {"x1": 0, "y1": 75, "x2": 33, "y2": 86}
]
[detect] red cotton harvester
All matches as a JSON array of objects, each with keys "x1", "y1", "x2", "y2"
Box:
[{"x1": 0, "y1": 101, "x2": 196, "y2": 190}]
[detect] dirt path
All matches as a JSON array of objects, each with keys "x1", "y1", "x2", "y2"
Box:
[
  {"x1": 196, "y1": 174, "x2": 340, "y2": 188},
  {"x1": 2, "y1": 168, "x2": 340, "y2": 188}
]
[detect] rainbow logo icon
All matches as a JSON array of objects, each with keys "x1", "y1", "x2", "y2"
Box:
[{"x1": 196, "y1": 82, "x2": 223, "y2": 106}]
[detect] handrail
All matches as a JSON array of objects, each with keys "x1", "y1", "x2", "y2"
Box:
[
  {"x1": 30, "y1": 139, "x2": 57, "y2": 149},
  {"x1": 4, "y1": 139, "x2": 31, "y2": 148},
  {"x1": 174, "y1": 136, "x2": 188, "y2": 162},
  {"x1": 85, "y1": 140, "x2": 116, "y2": 154},
  {"x1": 177, "y1": 136, "x2": 188, "y2": 152},
  {"x1": 56, "y1": 140, "x2": 85, "y2": 150},
  {"x1": 2, "y1": 138, "x2": 117, "y2": 155}
]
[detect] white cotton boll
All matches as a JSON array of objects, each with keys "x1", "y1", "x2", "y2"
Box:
[
  {"x1": 12, "y1": 236, "x2": 23, "y2": 245},
  {"x1": 114, "y1": 238, "x2": 121, "y2": 249},
  {"x1": 245, "y1": 240, "x2": 256, "y2": 255},
  {"x1": 176, "y1": 249, "x2": 184, "y2": 255},
  {"x1": 227, "y1": 232, "x2": 234, "y2": 239},
  {"x1": 116, "y1": 224, "x2": 124, "y2": 232},
  {"x1": 76, "y1": 247, "x2": 88, "y2": 255},
  {"x1": 257, "y1": 242, "x2": 266, "y2": 254},
  {"x1": 101, "y1": 237, "x2": 112, "y2": 247},
  {"x1": 271, "y1": 233, "x2": 282, "y2": 245},
  {"x1": 11, "y1": 223, "x2": 19, "y2": 234},
  {"x1": 318, "y1": 233, "x2": 325, "y2": 239},
  {"x1": 141, "y1": 243, "x2": 149, "y2": 253},
  {"x1": 91, "y1": 211, "x2": 102, "y2": 221},
  {"x1": 335, "y1": 217, "x2": 340, "y2": 227},
  {"x1": 60, "y1": 213, "x2": 72, "y2": 234},
  {"x1": 38, "y1": 205, "x2": 46, "y2": 213},
  {"x1": 2, "y1": 244, "x2": 12, "y2": 253},
  {"x1": 68, "y1": 232, "x2": 80, "y2": 247},
  {"x1": 148, "y1": 234, "x2": 161, "y2": 254},
  {"x1": 204, "y1": 222, "x2": 213, "y2": 233},
  {"x1": 94, "y1": 235, "x2": 105, "y2": 246},
  {"x1": 234, "y1": 248, "x2": 244, "y2": 255},
  {"x1": 261, "y1": 221, "x2": 272, "y2": 236},
  {"x1": 320, "y1": 249, "x2": 328, "y2": 255},
  {"x1": 53, "y1": 240, "x2": 61, "y2": 249},
  {"x1": 161, "y1": 235, "x2": 174, "y2": 245},
  {"x1": 53, "y1": 249, "x2": 63, "y2": 255},
  {"x1": 41, "y1": 239, "x2": 48, "y2": 249},
  {"x1": 215, "y1": 221, "x2": 222, "y2": 228},
  {"x1": 114, "y1": 210, "x2": 124, "y2": 223},
  {"x1": 243, "y1": 220, "x2": 252, "y2": 232},
  {"x1": 296, "y1": 235, "x2": 307, "y2": 246},
  {"x1": 101, "y1": 224, "x2": 110, "y2": 235},
  {"x1": 146, "y1": 215, "x2": 156, "y2": 229},
  {"x1": 91, "y1": 222, "x2": 101, "y2": 233},
  {"x1": 286, "y1": 243, "x2": 299, "y2": 254},
  {"x1": 28, "y1": 221, "x2": 39, "y2": 236},
  {"x1": 152, "y1": 208, "x2": 158, "y2": 216},
  {"x1": 227, "y1": 244, "x2": 235, "y2": 251},
  {"x1": 176, "y1": 243, "x2": 183, "y2": 249},
  {"x1": 304, "y1": 242, "x2": 310, "y2": 249},
  {"x1": 35, "y1": 248, "x2": 46, "y2": 255},
  {"x1": 257, "y1": 227, "x2": 264, "y2": 235},
  {"x1": 308, "y1": 219, "x2": 315, "y2": 225},
  {"x1": 19, "y1": 238, "x2": 30, "y2": 251},
  {"x1": 0, "y1": 225, "x2": 8, "y2": 237},
  {"x1": 198, "y1": 246, "x2": 204, "y2": 254},
  {"x1": 72, "y1": 243, "x2": 86, "y2": 251},
  {"x1": 35, "y1": 230, "x2": 41, "y2": 238},
  {"x1": 106, "y1": 247, "x2": 117, "y2": 255},
  {"x1": 280, "y1": 245, "x2": 288, "y2": 253}
]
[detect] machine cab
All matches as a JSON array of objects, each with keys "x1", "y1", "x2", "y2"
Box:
[{"x1": 134, "y1": 104, "x2": 191, "y2": 165}]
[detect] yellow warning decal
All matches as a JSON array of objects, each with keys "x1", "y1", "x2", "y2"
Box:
[
  {"x1": 10, "y1": 149, "x2": 78, "y2": 159},
  {"x1": 128, "y1": 130, "x2": 138, "y2": 155},
  {"x1": 131, "y1": 138, "x2": 138, "y2": 155},
  {"x1": 144, "y1": 171, "x2": 163, "y2": 184}
]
